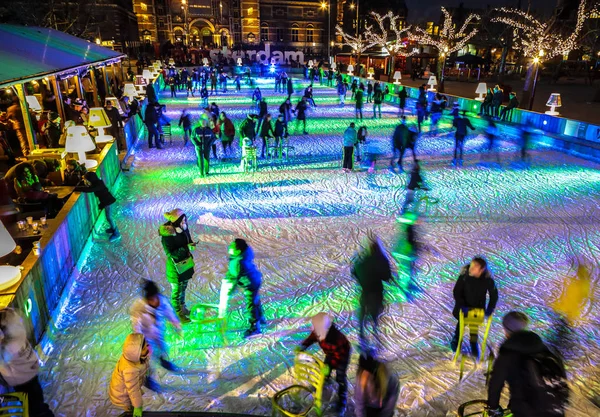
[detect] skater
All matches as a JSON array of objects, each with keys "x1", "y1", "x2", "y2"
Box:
[
  {"x1": 351, "y1": 79, "x2": 358, "y2": 99},
  {"x1": 0, "y1": 308, "x2": 55, "y2": 417},
  {"x1": 294, "y1": 97, "x2": 308, "y2": 135},
  {"x1": 297, "y1": 313, "x2": 351, "y2": 415},
  {"x1": 218, "y1": 238, "x2": 265, "y2": 338},
  {"x1": 483, "y1": 116, "x2": 500, "y2": 162},
  {"x1": 274, "y1": 72, "x2": 281, "y2": 92},
  {"x1": 520, "y1": 118, "x2": 534, "y2": 162},
  {"x1": 451, "y1": 256, "x2": 498, "y2": 359},
  {"x1": 342, "y1": 122, "x2": 358, "y2": 172},
  {"x1": 75, "y1": 171, "x2": 120, "y2": 242},
  {"x1": 274, "y1": 114, "x2": 286, "y2": 157},
  {"x1": 372, "y1": 87, "x2": 383, "y2": 119},
  {"x1": 234, "y1": 75, "x2": 241, "y2": 92},
  {"x1": 178, "y1": 109, "x2": 193, "y2": 146},
  {"x1": 130, "y1": 280, "x2": 182, "y2": 374},
  {"x1": 356, "y1": 125, "x2": 367, "y2": 163},
  {"x1": 479, "y1": 87, "x2": 493, "y2": 116},
  {"x1": 549, "y1": 261, "x2": 591, "y2": 359},
  {"x1": 499, "y1": 92, "x2": 519, "y2": 122},
  {"x1": 337, "y1": 80, "x2": 347, "y2": 106},
  {"x1": 392, "y1": 211, "x2": 421, "y2": 296},
  {"x1": 400, "y1": 160, "x2": 428, "y2": 213},
  {"x1": 366, "y1": 81, "x2": 373, "y2": 103},
  {"x1": 252, "y1": 87, "x2": 262, "y2": 111},
  {"x1": 355, "y1": 86, "x2": 364, "y2": 120},
  {"x1": 391, "y1": 117, "x2": 417, "y2": 172},
  {"x1": 416, "y1": 86, "x2": 427, "y2": 133},
  {"x1": 279, "y1": 98, "x2": 293, "y2": 136},
  {"x1": 192, "y1": 117, "x2": 217, "y2": 177},
  {"x1": 487, "y1": 311, "x2": 569, "y2": 417},
  {"x1": 144, "y1": 102, "x2": 162, "y2": 149},
  {"x1": 352, "y1": 235, "x2": 392, "y2": 350},
  {"x1": 452, "y1": 111, "x2": 475, "y2": 167},
  {"x1": 219, "y1": 112, "x2": 236, "y2": 157},
  {"x1": 159, "y1": 208, "x2": 196, "y2": 322},
  {"x1": 286, "y1": 78, "x2": 294, "y2": 99},
  {"x1": 304, "y1": 85, "x2": 317, "y2": 108},
  {"x1": 429, "y1": 93, "x2": 444, "y2": 129},
  {"x1": 354, "y1": 354, "x2": 400, "y2": 417},
  {"x1": 258, "y1": 113, "x2": 275, "y2": 158},
  {"x1": 398, "y1": 86, "x2": 407, "y2": 116},
  {"x1": 239, "y1": 114, "x2": 258, "y2": 144},
  {"x1": 200, "y1": 86, "x2": 209, "y2": 108},
  {"x1": 169, "y1": 76, "x2": 177, "y2": 98},
  {"x1": 109, "y1": 333, "x2": 152, "y2": 416}
]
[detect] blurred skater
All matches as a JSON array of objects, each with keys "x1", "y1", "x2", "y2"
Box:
[
  {"x1": 400, "y1": 160, "x2": 428, "y2": 214},
  {"x1": 391, "y1": 117, "x2": 417, "y2": 172},
  {"x1": 355, "y1": 354, "x2": 400, "y2": 417},
  {"x1": 452, "y1": 111, "x2": 475, "y2": 167}
]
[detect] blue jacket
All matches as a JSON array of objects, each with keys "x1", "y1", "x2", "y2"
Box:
[
  {"x1": 343, "y1": 127, "x2": 358, "y2": 147},
  {"x1": 226, "y1": 247, "x2": 262, "y2": 287}
]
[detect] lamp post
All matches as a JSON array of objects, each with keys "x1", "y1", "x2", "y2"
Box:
[
  {"x1": 181, "y1": 0, "x2": 189, "y2": 46},
  {"x1": 439, "y1": 45, "x2": 448, "y2": 93},
  {"x1": 321, "y1": 1, "x2": 331, "y2": 61},
  {"x1": 528, "y1": 49, "x2": 544, "y2": 110}
]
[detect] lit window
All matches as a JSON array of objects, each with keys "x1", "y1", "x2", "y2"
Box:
[
  {"x1": 140, "y1": 2, "x2": 147, "y2": 10},
  {"x1": 248, "y1": 7, "x2": 253, "y2": 16},
  {"x1": 291, "y1": 27, "x2": 299, "y2": 42},
  {"x1": 306, "y1": 29, "x2": 313, "y2": 43}
]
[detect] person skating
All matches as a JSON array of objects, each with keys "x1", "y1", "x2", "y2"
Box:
[
  {"x1": 487, "y1": 311, "x2": 569, "y2": 417},
  {"x1": 252, "y1": 87, "x2": 262, "y2": 111},
  {"x1": 372, "y1": 88, "x2": 383, "y2": 119},
  {"x1": 274, "y1": 114, "x2": 286, "y2": 157},
  {"x1": 356, "y1": 125, "x2": 367, "y2": 163},
  {"x1": 452, "y1": 111, "x2": 475, "y2": 167},
  {"x1": 159, "y1": 208, "x2": 196, "y2": 322},
  {"x1": 398, "y1": 86, "x2": 408, "y2": 117},
  {"x1": 0, "y1": 308, "x2": 55, "y2": 417},
  {"x1": 144, "y1": 102, "x2": 162, "y2": 149},
  {"x1": 279, "y1": 98, "x2": 293, "y2": 137},
  {"x1": 219, "y1": 112, "x2": 235, "y2": 158},
  {"x1": 294, "y1": 97, "x2": 309, "y2": 135},
  {"x1": 130, "y1": 280, "x2": 182, "y2": 374},
  {"x1": 178, "y1": 109, "x2": 193, "y2": 147},
  {"x1": 192, "y1": 118, "x2": 217, "y2": 177},
  {"x1": 239, "y1": 114, "x2": 258, "y2": 144},
  {"x1": 400, "y1": 160, "x2": 428, "y2": 213},
  {"x1": 258, "y1": 113, "x2": 275, "y2": 158},
  {"x1": 416, "y1": 86, "x2": 427, "y2": 133},
  {"x1": 286, "y1": 78, "x2": 294, "y2": 99},
  {"x1": 297, "y1": 313, "x2": 351, "y2": 415},
  {"x1": 218, "y1": 238, "x2": 266, "y2": 338},
  {"x1": 354, "y1": 354, "x2": 400, "y2": 417},
  {"x1": 304, "y1": 85, "x2": 317, "y2": 108},
  {"x1": 391, "y1": 117, "x2": 417, "y2": 172},
  {"x1": 451, "y1": 256, "x2": 498, "y2": 359},
  {"x1": 483, "y1": 116, "x2": 500, "y2": 162},
  {"x1": 366, "y1": 81, "x2": 373, "y2": 103},
  {"x1": 352, "y1": 235, "x2": 392, "y2": 351},
  {"x1": 108, "y1": 333, "x2": 151, "y2": 417},
  {"x1": 392, "y1": 211, "x2": 423, "y2": 299},
  {"x1": 337, "y1": 80, "x2": 347, "y2": 106},
  {"x1": 355, "y1": 86, "x2": 364, "y2": 120},
  {"x1": 342, "y1": 122, "x2": 358, "y2": 172},
  {"x1": 75, "y1": 171, "x2": 120, "y2": 242}
]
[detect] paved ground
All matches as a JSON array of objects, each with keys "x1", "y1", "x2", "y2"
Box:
[{"x1": 39, "y1": 78, "x2": 600, "y2": 417}]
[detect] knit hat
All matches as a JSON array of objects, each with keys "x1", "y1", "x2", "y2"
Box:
[
  {"x1": 164, "y1": 208, "x2": 185, "y2": 223},
  {"x1": 312, "y1": 312, "x2": 332, "y2": 342},
  {"x1": 502, "y1": 311, "x2": 529, "y2": 333}
]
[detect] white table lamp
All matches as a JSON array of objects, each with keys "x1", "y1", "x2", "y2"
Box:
[
  {"x1": 65, "y1": 125, "x2": 98, "y2": 169},
  {"x1": 367, "y1": 68, "x2": 374, "y2": 79},
  {"x1": 545, "y1": 93, "x2": 562, "y2": 115},
  {"x1": 237, "y1": 57, "x2": 243, "y2": 66},
  {"x1": 88, "y1": 107, "x2": 114, "y2": 144},
  {"x1": 123, "y1": 83, "x2": 138, "y2": 99},
  {"x1": 308, "y1": 60, "x2": 314, "y2": 68},
  {"x1": 347, "y1": 64, "x2": 354, "y2": 75},
  {"x1": 427, "y1": 75, "x2": 437, "y2": 91},
  {"x1": 475, "y1": 83, "x2": 487, "y2": 101},
  {"x1": 0, "y1": 221, "x2": 21, "y2": 290},
  {"x1": 26, "y1": 95, "x2": 42, "y2": 112},
  {"x1": 331, "y1": 62, "x2": 337, "y2": 71},
  {"x1": 393, "y1": 71, "x2": 402, "y2": 84}
]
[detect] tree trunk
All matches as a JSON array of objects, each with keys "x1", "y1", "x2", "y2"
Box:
[
  {"x1": 521, "y1": 61, "x2": 536, "y2": 110},
  {"x1": 498, "y1": 45, "x2": 509, "y2": 77},
  {"x1": 389, "y1": 55, "x2": 395, "y2": 76},
  {"x1": 437, "y1": 57, "x2": 445, "y2": 93}
]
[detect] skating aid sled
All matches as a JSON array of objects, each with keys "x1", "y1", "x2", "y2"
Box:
[{"x1": 452, "y1": 308, "x2": 493, "y2": 382}]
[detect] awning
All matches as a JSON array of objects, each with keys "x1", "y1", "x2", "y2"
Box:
[{"x1": 0, "y1": 24, "x2": 126, "y2": 87}]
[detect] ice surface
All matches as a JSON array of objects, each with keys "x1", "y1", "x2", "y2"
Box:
[{"x1": 40, "y1": 78, "x2": 600, "y2": 416}]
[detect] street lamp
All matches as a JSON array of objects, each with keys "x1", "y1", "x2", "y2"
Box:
[
  {"x1": 321, "y1": 1, "x2": 331, "y2": 61},
  {"x1": 528, "y1": 50, "x2": 544, "y2": 110},
  {"x1": 181, "y1": 0, "x2": 189, "y2": 46}
]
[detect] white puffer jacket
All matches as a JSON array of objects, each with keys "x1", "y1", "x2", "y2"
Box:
[
  {"x1": 0, "y1": 308, "x2": 39, "y2": 387},
  {"x1": 130, "y1": 295, "x2": 179, "y2": 344},
  {"x1": 108, "y1": 333, "x2": 149, "y2": 410}
]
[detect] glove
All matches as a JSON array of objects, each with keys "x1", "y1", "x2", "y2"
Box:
[
  {"x1": 461, "y1": 307, "x2": 470, "y2": 315},
  {"x1": 133, "y1": 406, "x2": 143, "y2": 417}
]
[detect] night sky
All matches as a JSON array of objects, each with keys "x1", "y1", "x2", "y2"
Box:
[{"x1": 401, "y1": 0, "x2": 558, "y2": 21}]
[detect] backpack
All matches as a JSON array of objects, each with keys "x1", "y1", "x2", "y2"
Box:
[{"x1": 526, "y1": 349, "x2": 569, "y2": 416}]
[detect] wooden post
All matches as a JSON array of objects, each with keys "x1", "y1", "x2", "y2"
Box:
[
  {"x1": 73, "y1": 75, "x2": 84, "y2": 99},
  {"x1": 102, "y1": 67, "x2": 111, "y2": 97},
  {"x1": 89, "y1": 68, "x2": 100, "y2": 106},
  {"x1": 15, "y1": 83, "x2": 37, "y2": 152},
  {"x1": 50, "y1": 76, "x2": 65, "y2": 129},
  {"x1": 111, "y1": 63, "x2": 119, "y2": 93}
]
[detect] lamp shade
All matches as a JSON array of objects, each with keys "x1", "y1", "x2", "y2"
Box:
[
  {"x1": 393, "y1": 71, "x2": 402, "y2": 81},
  {"x1": 427, "y1": 75, "x2": 437, "y2": 86},
  {"x1": 0, "y1": 220, "x2": 16, "y2": 257},
  {"x1": 26, "y1": 95, "x2": 42, "y2": 112},
  {"x1": 142, "y1": 69, "x2": 153, "y2": 83},
  {"x1": 331, "y1": 62, "x2": 337, "y2": 70},
  {"x1": 237, "y1": 58, "x2": 243, "y2": 66},
  {"x1": 65, "y1": 125, "x2": 96, "y2": 153},
  {"x1": 0, "y1": 266, "x2": 21, "y2": 291},
  {"x1": 347, "y1": 64, "x2": 354, "y2": 73},
  {"x1": 475, "y1": 82, "x2": 487, "y2": 95},
  {"x1": 105, "y1": 97, "x2": 125, "y2": 116},
  {"x1": 135, "y1": 75, "x2": 147, "y2": 86},
  {"x1": 546, "y1": 93, "x2": 562, "y2": 107},
  {"x1": 308, "y1": 60, "x2": 314, "y2": 68},
  {"x1": 123, "y1": 83, "x2": 138, "y2": 98},
  {"x1": 87, "y1": 107, "x2": 111, "y2": 128}
]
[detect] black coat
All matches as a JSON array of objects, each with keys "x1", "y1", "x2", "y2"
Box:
[
  {"x1": 144, "y1": 106, "x2": 159, "y2": 125},
  {"x1": 159, "y1": 222, "x2": 194, "y2": 283},
  {"x1": 393, "y1": 124, "x2": 415, "y2": 150},
  {"x1": 487, "y1": 331, "x2": 549, "y2": 417},
  {"x1": 398, "y1": 88, "x2": 408, "y2": 108},
  {"x1": 74, "y1": 172, "x2": 116, "y2": 209},
  {"x1": 352, "y1": 250, "x2": 391, "y2": 310},
  {"x1": 452, "y1": 265, "x2": 498, "y2": 318},
  {"x1": 295, "y1": 101, "x2": 307, "y2": 121},
  {"x1": 259, "y1": 119, "x2": 274, "y2": 138},
  {"x1": 274, "y1": 120, "x2": 285, "y2": 136},
  {"x1": 453, "y1": 117, "x2": 475, "y2": 137}
]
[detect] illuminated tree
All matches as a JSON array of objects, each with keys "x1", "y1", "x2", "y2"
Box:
[
  {"x1": 408, "y1": 7, "x2": 481, "y2": 86},
  {"x1": 364, "y1": 11, "x2": 412, "y2": 75},
  {"x1": 335, "y1": 25, "x2": 376, "y2": 70}
]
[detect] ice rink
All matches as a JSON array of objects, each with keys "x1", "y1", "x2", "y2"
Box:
[{"x1": 40, "y1": 77, "x2": 600, "y2": 416}]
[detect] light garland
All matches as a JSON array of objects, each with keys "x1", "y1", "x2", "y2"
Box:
[
  {"x1": 364, "y1": 12, "x2": 415, "y2": 57},
  {"x1": 407, "y1": 7, "x2": 481, "y2": 56},
  {"x1": 335, "y1": 25, "x2": 375, "y2": 55}
]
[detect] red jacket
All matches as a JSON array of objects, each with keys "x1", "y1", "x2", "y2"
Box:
[{"x1": 301, "y1": 324, "x2": 350, "y2": 369}]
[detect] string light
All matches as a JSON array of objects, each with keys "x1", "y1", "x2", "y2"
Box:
[
  {"x1": 407, "y1": 7, "x2": 481, "y2": 57},
  {"x1": 335, "y1": 25, "x2": 375, "y2": 55},
  {"x1": 364, "y1": 12, "x2": 414, "y2": 57}
]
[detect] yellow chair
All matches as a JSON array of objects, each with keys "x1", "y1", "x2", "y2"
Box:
[
  {"x1": 0, "y1": 392, "x2": 28, "y2": 417},
  {"x1": 272, "y1": 352, "x2": 329, "y2": 417},
  {"x1": 189, "y1": 303, "x2": 228, "y2": 344},
  {"x1": 242, "y1": 145, "x2": 258, "y2": 172},
  {"x1": 452, "y1": 308, "x2": 493, "y2": 365}
]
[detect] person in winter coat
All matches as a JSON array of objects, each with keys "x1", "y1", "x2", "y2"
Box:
[
  {"x1": 400, "y1": 160, "x2": 428, "y2": 213},
  {"x1": 75, "y1": 171, "x2": 120, "y2": 242},
  {"x1": 192, "y1": 118, "x2": 217, "y2": 177},
  {"x1": 491, "y1": 85, "x2": 503, "y2": 118},
  {"x1": 356, "y1": 126, "x2": 367, "y2": 162},
  {"x1": 487, "y1": 311, "x2": 568, "y2": 417},
  {"x1": 304, "y1": 85, "x2": 317, "y2": 107},
  {"x1": 352, "y1": 235, "x2": 392, "y2": 350},
  {"x1": 391, "y1": 117, "x2": 417, "y2": 172},
  {"x1": 372, "y1": 88, "x2": 383, "y2": 119},
  {"x1": 0, "y1": 308, "x2": 55, "y2": 417},
  {"x1": 297, "y1": 313, "x2": 351, "y2": 414},
  {"x1": 258, "y1": 99, "x2": 268, "y2": 120},
  {"x1": 286, "y1": 78, "x2": 294, "y2": 99},
  {"x1": 219, "y1": 112, "x2": 236, "y2": 157},
  {"x1": 274, "y1": 114, "x2": 286, "y2": 156},
  {"x1": 484, "y1": 116, "x2": 500, "y2": 162},
  {"x1": 178, "y1": 109, "x2": 193, "y2": 146},
  {"x1": 479, "y1": 88, "x2": 493, "y2": 116},
  {"x1": 366, "y1": 81, "x2": 373, "y2": 103},
  {"x1": 258, "y1": 113, "x2": 275, "y2": 158},
  {"x1": 239, "y1": 114, "x2": 258, "y2": 144},
  {"x1": 200, "y1": 86, "x2": 209, "y2": 108},
  {"x1": 398, "y1": 86, "x2": 408, "y2": 116},
  {"x1": 218, "y1": 238, "x2": 265, "y2": 338},
  {"x1": 63, "y1": 159, "x2": 87, "y2": 186},
  {"x1": 252, "y1": 87, "x2": 262, "y2": 110},
  {"x1": 416, "y1": 86, "x2": 427, "y2": 133},
  {"x1": 500, "y1": 92, "x2": 519, "y2": 121},
  {"x1": 342, "y1": 122, "x2": 358, "y2": 171},
  {"x1": 130, "y1": 280, "x2": 182, "y2": 373},
  {"x1": 279, "y1": 99, "x2": 293, "y2": 136},
  {"x1": 144, "y1": 103, "x2": 162, "y2": 149},
  {"x1": 294, "y1": 97, "x2": 308, "y2": 135},
  {"x1": 354, "y1": 354, "x2": 400, "y2": 417},
  {"x1": 451, "y1": 256, "x2": 499, "y2": 358},
  {"x1": 355, "y1": 87, "x2": 364, "y2": 120},
  {"x1": 452, "y1": 111, "x2": 475, "y2": 167},
  {"x1": 337, "y1": 81, "x2": 347, "y2": 106},
  {"x1": 108, "y1": 333, "x2": 151, "y2": 417},
  {"x1": 160, "y1": 208, "x2": 196, "y2": 321}
]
